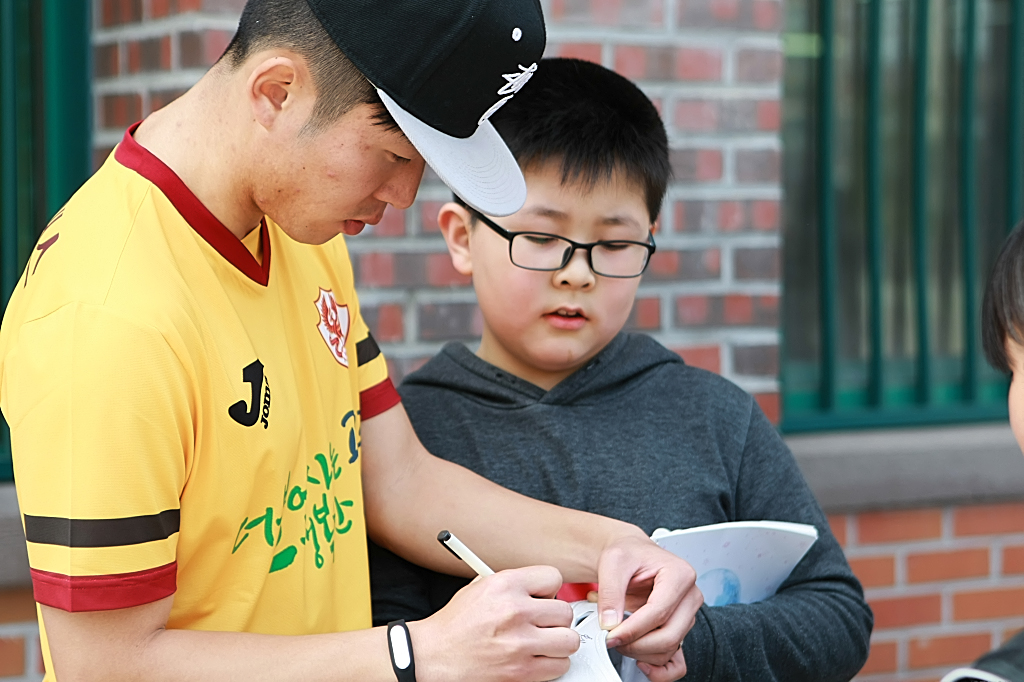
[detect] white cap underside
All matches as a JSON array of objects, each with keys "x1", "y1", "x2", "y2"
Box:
[{"x1": 377, "y1": 88, "x2": 527, "y2": 217}]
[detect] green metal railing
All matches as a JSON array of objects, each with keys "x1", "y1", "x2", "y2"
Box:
[
  {"x1": 782, "y1": 0, "x2": 1023, "y2": 432},
  {"x1": 0, "y1": 0, "x2": 91, "y2": 482}
]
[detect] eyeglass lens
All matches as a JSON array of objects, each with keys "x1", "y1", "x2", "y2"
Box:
[{"x1": 509, "y1": 233, "x2": 650, "y2": 277}]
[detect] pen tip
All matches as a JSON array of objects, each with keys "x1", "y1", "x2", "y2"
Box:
[{"x1": 437, "y1": 530, "x2": 451, "y2": 542}]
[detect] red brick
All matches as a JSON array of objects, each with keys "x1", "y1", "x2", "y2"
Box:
[
  {"x1": 127, "y1": 36, "x2": 171, "y2": 73},
  {"x1": 94, "y1": 43, "x2": 119, "y2": 79},
  {"x1": 907, "y1": 548, "x2": 990, "y2": 583},
  {"x1": 647, "y1": 251, "x2": 679, "y2": 277},
  {"x1": 696, "y1": 150, "x2": 723, "y2": 181},
  {"x1": 736, "y1": 48, "x2": 783, "y2": 83},
  {"x1": 675, "y1": 47, "x2": 723, "y2": 81},
  {"x1": 0, "y1": 637, "x2": 24, "y2": 677},
  {"x1": 419, "y1": 303, "x2": 483, "y2": 341},
  {"x1": 718, "y1": 201, "x2": 744, "y2": 231},
  {"x1": 102, "y1": 0, "x2": 143, "y2": 26},
  {"x1": 0, "y1": 588, "x2": 36, "y2": 624},
  {"x1": 558, "y1": 43, "x2": 603, "y2": 64},
  {"x1": 420, "y1": 201, "x2": 444, "y2": 232},
  {"x1": 828, "y1": 514, "x2": 847, "y2": 547},
  {"x1": 151, "y1": 0, "x2": 172, "y2": 17},
  {"x1": 736, "y1": 149, "x2": 780, "y2": 183},
  {"x1": 426, "y1": 253, "x2": 471, "y2": 287},
  {"x1": 149, "y1": 88, "x2": 186, "y2": 114},
  {"x1": 908, "y1": 633, "x2": 992, "y2": 669},
  {"x1": 754, "y1": 392, "x2": 779, "y2": 424},
  {"x1": 849, "y1": 555, "x2": 895, "y2": 588},
  {"x1": 614, "y1": 45, "x2": 646, "y2": 79},
  {"x1": 550, "y1": 0, "x2": 663, "y2": 27},
  {"x1": 94, "y1": 146, "x2": 115, "y2": 171},
  {"x1": 673, "y1": 345, "x2": 720, "y2": 374},
  {"x1": 859, "y1": 640, "x2": 897, "y2": 675},
  {"x1": 723, "y1": 294, "x2": 753, "y2": 324},
  {"x1": 670, "y1": 149, "x2": 723, "y2": 183},
  {"x1": 676, "y1": 296, "x2": 710, "y2": 326},
  {"x1": 756, "y1": 100, "x2": 781, "y2": 131},
  {"x1": 870, "y1": 594, "x2": 941, "y2": 629},
  {"x1": 359, "y1": 253, "x2": 395, "y2": 287},
  {"x1": 954, "y1": 503, "x2": 1024, "y2": 536},
  {"x1": 371, "y1": 206, "x2": 405, "y2": 237},
  {"x1": 735, "y1": 247, "x2": 779, "y2": 280},
  {"x1": 180, "y1": 29, "x2": 232, "y2": 69},
  {"x1": 857, "y1": 508, "x2": 943, "y2": 544},
  {"x1": 101, "y1": 93, "x2": 143, "y2": 129},
  {"x1": 751, "y1": 200, "x2": 780, "y2": 231},
  {"x1": 752, "y1": 0, "x2": 782, "y2": 30},
  {"x1": 1003, "y1": 545, "x2": 1024, "y2": 574},
  {"x1": 954, "y1": 587, "x2": 1024, "y2": 621},
  {"x1": 733, "y1": 344, "x2": 778, "y2": 377},
  {"x1": 372, "y1": 304, "x2": 404, "y2": 343},
  {"x1": 675, "y1": 100, "x2": 719, "y2": 132},
  {"x1": 628, "y1": 297, "x2": 661, "y2": 330}
]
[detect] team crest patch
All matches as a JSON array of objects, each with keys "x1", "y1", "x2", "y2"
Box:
[{"x1": 315, "y1": 288, "x2": 350, "y2": 366}]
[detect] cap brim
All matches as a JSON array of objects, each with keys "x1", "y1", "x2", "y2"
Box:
[{"x1": 378, "y1": 89, "x2": 526, "y2": 217}]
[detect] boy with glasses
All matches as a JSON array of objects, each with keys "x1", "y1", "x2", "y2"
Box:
[{"x1": 369, "y1": 58, "x2": 872, "y2": 682}]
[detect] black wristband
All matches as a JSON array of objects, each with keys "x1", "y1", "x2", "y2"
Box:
[{"x1": 386, "y1": 619, "x2": 416, "y2": 682}]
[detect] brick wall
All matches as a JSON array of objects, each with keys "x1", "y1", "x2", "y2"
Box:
[
  {"x1": 0, "y1": 589, "x2": 42, "y2": 682},
  {"x1": 838, "y1": 504, "x2": 1024, "y2": 681},
  {"x1": 90, "y1": 0, "x2": 784, "y2": 420}
]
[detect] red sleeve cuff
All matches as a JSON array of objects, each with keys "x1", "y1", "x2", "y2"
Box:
[
  {"x1": 31, "y1": 562, "x2": 177, "y2": 612},
  {"x1": 360, "y1": 378, "x2": 401, "y2": 420}
]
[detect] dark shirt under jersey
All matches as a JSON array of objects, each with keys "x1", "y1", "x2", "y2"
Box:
[{"x1": 369, "y1": 333, "x2": 872, "y2": 682}]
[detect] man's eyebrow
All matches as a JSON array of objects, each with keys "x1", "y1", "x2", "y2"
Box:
[{"x1": 599, "y1": 215, "x2": 644, "y2": 230}]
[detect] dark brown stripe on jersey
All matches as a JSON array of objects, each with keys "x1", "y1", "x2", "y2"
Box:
[
  {"x1": 356, "y1": 333, "x2": 382, "y2": 366},
  {"x1": 24, "y1": 509, "x2": 180, "y2": 548}
]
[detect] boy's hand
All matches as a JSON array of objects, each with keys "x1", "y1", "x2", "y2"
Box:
[
  {"x1": 410, "y1": 565, "x2": 580, "y2": 682},
  {"x1": 595, "y1": 535, "x2": 703, "y2": 680}
]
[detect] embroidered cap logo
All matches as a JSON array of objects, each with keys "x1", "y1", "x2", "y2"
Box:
[{"x1": 478, "y1": 62, "x2": 538, "y2": 126}]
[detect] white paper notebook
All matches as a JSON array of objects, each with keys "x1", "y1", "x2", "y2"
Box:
[{"x1": 618, "y1": 521, "x2": 819, "y2": 682}]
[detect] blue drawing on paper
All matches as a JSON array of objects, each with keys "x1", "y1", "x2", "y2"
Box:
[{"x1": 696, "y1": 568, "x2": 741, "y2": 606}]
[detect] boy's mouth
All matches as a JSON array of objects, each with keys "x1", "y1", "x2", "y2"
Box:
[{"x1": 544, "y1": 307, "x2": 588, "y2": 329}]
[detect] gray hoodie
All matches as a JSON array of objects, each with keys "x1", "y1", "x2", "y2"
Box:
[{"x1": 369, "y1": 333, "x2": 872, "y2": 682}]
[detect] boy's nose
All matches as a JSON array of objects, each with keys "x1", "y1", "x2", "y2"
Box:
[{"x1": 555, "y1": 248, "x2": 595, "y2": 289}]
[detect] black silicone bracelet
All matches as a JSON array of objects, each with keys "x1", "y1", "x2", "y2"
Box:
[{"x1": 386, "y1": 620, "x2": 417, "y2": 682}]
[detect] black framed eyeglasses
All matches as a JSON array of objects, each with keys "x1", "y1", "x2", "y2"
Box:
[{"x1": 467, "y1": 208, "x2": 656, "y2": 279}]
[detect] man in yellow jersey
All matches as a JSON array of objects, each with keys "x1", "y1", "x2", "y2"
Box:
[{"x1": 0, "y1": 1, "x2": 702, "y2": 681}]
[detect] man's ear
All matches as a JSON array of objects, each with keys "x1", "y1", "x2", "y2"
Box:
[
  {"x1": 247, "y1": 55, "x2": 308, "y2": 131},
  {"x1": 437, "y1": 202, "x2": 475, "y2": 277}
]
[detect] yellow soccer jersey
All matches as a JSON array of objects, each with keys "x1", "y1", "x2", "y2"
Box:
[{"x1": 0, "y1": 125, "x2": 400, "y2": 662}]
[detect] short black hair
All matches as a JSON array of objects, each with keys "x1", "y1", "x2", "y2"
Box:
[
  {"x1": 487, "y1": 57, "x2": 670, "y2": 222},
  {"x1": 982, "y1": 221, "x2": 1024, "y2": 373},
  {"x1": 222, "y1": 0, "x2": 396, "y2": 135}
]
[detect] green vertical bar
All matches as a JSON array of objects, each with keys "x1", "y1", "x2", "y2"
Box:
[
  {"x1": 41, "y1": 0, "x2": 90, "y2": 219},
  {"x1": 0, "y1": 0, "x2": 19, "y2": 481},
  {"x1": 912, "y1": 0, "x2": 931, "y2": 404},
  {"x1": 818, "y1": 0, "x2": 838, "y2": 411},
  {"x1": 866, "y1": 0, "x2": 884, "y2": 406},
  {"x1": 960, "y1": 0, "x2": 978, "y2": 402},
  {"x1": 1009, "y1": 0, "x2": 1024, "y2": 230}
]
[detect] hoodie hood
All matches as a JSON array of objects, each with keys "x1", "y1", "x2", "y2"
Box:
[{"x1": 400, "y1": 333, "x2": 685, "y2": 408}]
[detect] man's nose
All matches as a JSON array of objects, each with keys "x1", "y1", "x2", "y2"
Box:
[{"x1": 377, "y1": 158, "x2": 426, "y2": 210}]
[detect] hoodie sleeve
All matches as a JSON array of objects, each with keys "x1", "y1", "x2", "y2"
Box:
[
  {"x1": 367, "y1": 539, "x2": 436, "y2": 626},
  {"x1": 679, "y1": 402, "x2": 873, "y2": 682}
]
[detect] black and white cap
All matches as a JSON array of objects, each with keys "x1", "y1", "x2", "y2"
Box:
[{"x1": 306, "y1": 0, "x2": 546, "y2": 216}]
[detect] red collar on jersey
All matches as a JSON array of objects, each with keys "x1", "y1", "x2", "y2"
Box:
[{"x1": 114, "y1": 122, "x2": 272, "y2": 287}]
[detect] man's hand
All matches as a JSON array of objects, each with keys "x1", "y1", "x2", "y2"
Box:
[
  {"x1": 595, "y1": 535, "x2": 703, "y2": 681},
  {"x1": 411, "y1": 566, "x2": 580, "y2": 682}
]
